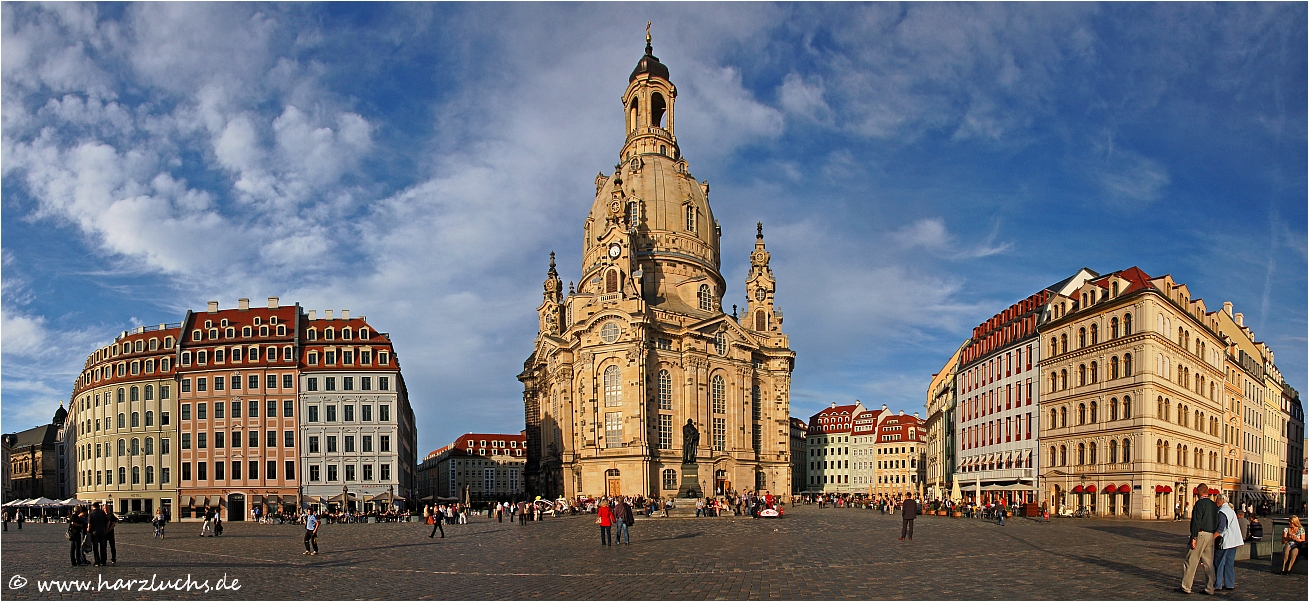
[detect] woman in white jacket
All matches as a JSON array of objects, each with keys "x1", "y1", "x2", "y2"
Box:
[{"x1": 1213, "y1": 495, "x2": 1244, "y2": 591}]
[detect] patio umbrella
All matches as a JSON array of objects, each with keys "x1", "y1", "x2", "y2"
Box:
[{"x1": 367, "y1": 491, "x2": 396, "y2": 504}]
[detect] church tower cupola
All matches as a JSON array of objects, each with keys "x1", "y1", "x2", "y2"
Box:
[
  {"x1": 746, "y1": 223, "x2": 780, "y2": 333},
  {"x1": 621, "y1": 23, "x2": 678, "y2": 162}
]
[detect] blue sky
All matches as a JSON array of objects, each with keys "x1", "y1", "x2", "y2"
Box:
[{"x1": 3, "y1": 2, "x2": 1305, "y2": 455}]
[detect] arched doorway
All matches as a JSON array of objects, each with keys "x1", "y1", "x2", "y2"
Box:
[
  {"x1": 227, "y1": 493, "x2": 245, "y2": 522},
  {"x1": 714, "y1": 469, "x2": 728, "y2": 495},
  {"x1": 605, "y1": 469, "x2": 621, "y2": 497}
]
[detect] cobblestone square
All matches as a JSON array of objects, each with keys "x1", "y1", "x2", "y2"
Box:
[{"x1": 1, "y1": 506, "x2": 1304, "y2": 600}]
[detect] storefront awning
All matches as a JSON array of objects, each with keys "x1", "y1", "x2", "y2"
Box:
[
  {"x1": 180, "y1": 496, "x2": 192, "y2": 507},
  {"x1": 1085, "y1": 484, "x2": 1097, "y2": 494},
  {"x1": 251, "y1": 495, "x2": 264, "y2": 505},
  {"x1": 1118, "y1": 484, "x2": 1131, "y2": 493},
  {"x1": 1072, "y1": 485, "x2": 1084, "y2": 493}
]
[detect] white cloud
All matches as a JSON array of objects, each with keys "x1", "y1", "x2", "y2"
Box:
[{"x1": 890, "y1": 217, "x2": 1012, "y2": 259}]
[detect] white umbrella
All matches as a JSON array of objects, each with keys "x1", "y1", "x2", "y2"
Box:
[
  {"x1": 30, "y1": 497, "x2": 60, "y2": 507},
  {"x1": 60, "y1": 498, "x2": 88, "y2": 506}
]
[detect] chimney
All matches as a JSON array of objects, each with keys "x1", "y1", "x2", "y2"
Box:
[
  {"x1": 882, "y1": 404, "x2": 888, "y2": 412},
  {"x1": 238, "y1": 298, "x2": 250, "y2": 311},
  {"x1": 914, "y1": 412, "x2": 920, "y2": 420},
  {"x1": 308, "y1": 310, "x2": 317, "y2": 320},
  {"x1": 268, "y1": 296, "x2": 279, "y2": 309},
  {"x1": 900, "y1": 410, "x2": 906, "y2": 415},
  {"x1": 207, "y1": 300, "x2": 219, "y2": 313},
  {"x1": 830, "y1": 402, "x2": 836, "y2": 408},
  {"x1": 1235, "y1": 312, "x2": 1243, "y2": 327},
  {"x1": 342, "y1": 310, "x2": 349, "y2": 320},
  {"x1": 1223, "y1": 301, "x2": 1233, "y2": 316},
  {"x1": 325, "y1": 309, "x2": 334, "y2": 320}
]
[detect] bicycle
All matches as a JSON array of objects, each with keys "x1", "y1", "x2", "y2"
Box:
[{"x1": 1073, "y1": 507, "x2": 1092, "y2": 518}]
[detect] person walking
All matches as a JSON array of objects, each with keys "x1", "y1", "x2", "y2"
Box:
[
  {"x1": 2, "y1": 509, "x2": 8, "y2": 531},
  {"x1": 900, "y1": 493, "x2": 918, "y2": 541},
  {"x1": 1178, "y1": 484, "x2": 1218, "y2": 595},
  {"x1": 597, "y1": 500, "x2": 614, "y2": 546},
  {"x1": 429, "y1": 507, "x2": 445, "y2": 538},
  {"x1": 200, "y1": 508, "x2": 213, "y2": 537},
  {"x1": 17, "y1": 510, "x2": 24, "y2": 529},
  {"x1": 88, "y1": 502, "x2": 111, "y2": 567},
  {"x1": 663, "y1": 498, "x2": 671, "y2": 518},
  {"x1": 303, "y1": 508, "x2": 320, "y2": 555},
  {"x1": 1280, "y1": 515, "x2": 1305, "y2": 575},
  {"x1": 613, "y1": 498, "x2": 633, "y2": 545},
  {"x1": 997, "y1": 502, "x2": 1006, "y2": 527},
  {"x1": 496, "y1": 503, "x2": 503, "y2": 523},
  {"x1": 1213, "y1": 495, "x2": 1243, "y2": 591},
  {"x1": 68, "y1": 507, "x2": 89, "y2": 567}
]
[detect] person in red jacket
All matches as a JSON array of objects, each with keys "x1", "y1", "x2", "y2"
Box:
[{"x1": 597, "y1": 500, "x2": 614, "y2": 546}]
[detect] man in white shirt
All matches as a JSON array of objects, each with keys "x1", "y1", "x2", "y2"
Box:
[{"x1": 1214, "y1": 495, "x2": 1243, "y2": 591}]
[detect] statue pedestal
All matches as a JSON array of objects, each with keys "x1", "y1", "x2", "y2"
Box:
[{"x1": 677, "y1": 463, "x2": 702, "y2": 499}]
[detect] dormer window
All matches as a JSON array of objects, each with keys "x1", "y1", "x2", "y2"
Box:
[
  {"x1": 342, "y1": 327, "x2": 352, "y2": 340},
  {"x1": 698, "y1": 284, "x2": 713, "y2": 311},
  {"x1": 242, "y1": 326, "x2": 252, "y2": 337},
  {"x1": 360, "y1": 328, "x2": 370, "y2": 340},
  {"x1": 686, "y1": 205, "x2": 696, "y2": 232},
  {"x1": 325, "y1": 327, "x2": 335, "y2": 340}
]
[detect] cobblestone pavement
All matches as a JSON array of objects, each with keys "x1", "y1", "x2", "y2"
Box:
[{"x1": 2, "y1": 506, "x2": 1304, "y2": 600}]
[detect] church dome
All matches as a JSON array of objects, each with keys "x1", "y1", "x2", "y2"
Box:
[{"x1": 629, "y1": 51, "x2": 669, "y2": 83}]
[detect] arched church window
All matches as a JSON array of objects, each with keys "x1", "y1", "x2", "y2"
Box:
[
  {"x1": 603, "y1": 365, "x2": 621, "y2": 407},
  {"x1": 711, "y1": 375, "x2": 725, "y2": 414},
  {"x1": 686, "y1": 205, "x2": 696, "y2": 233},
  {"x1": 657, "y1": 370, "x2": 672, "y2": 410},
  {"x1": 698, "y1": 284, "x2": 713, "y2": 311},
  {"x1": 606, "y1": 270, "x2": 619, "y2": 294},
  {"x1": 755, "y1": 309, "x2": 766, "y2": 332},
  {"x1": 628, "y1": 98, "x2": 639, "y2": 133},
  {"x1": 714, "y1": 332, "x2": 727, "y2": 355},
  {"x1": 627, "y1": 201, "x2": 639, "y2": 226}
]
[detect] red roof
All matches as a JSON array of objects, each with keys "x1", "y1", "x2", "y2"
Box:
[{"x1": 807, "y1": 404, "x2": 859, "y2": 434}]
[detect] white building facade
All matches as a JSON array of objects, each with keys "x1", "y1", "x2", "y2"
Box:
[{"x1": 298, "y1": 311, "x2": 417, "y2": 509}]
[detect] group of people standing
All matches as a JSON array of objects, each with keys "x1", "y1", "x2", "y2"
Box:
[{"x1": 65, "y1": 502, "x2": 117, "y2": 567}]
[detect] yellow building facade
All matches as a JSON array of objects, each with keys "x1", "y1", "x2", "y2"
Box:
[
  {"x1": 520, "y1": 33, "x2": 795, "y2": 500},
  {"x1": 1038, "y1": 267, "x2": 1223, "y2": 519}
]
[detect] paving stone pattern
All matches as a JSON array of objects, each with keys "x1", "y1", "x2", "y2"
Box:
[{"x1": 1, "y1": 506, "x2": 1304, "y2": 600}]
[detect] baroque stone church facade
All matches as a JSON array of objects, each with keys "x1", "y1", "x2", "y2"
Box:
[{"x1": 520, "y1": 33, "x2": 795, "y2": 500}]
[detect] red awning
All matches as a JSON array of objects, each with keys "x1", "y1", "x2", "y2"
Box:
[
  {"x1": 1072, "y1": 485, "x2": 1084, "y2": 493},
  {"x1": 1085, "y1": 484, "x2": 1097, "y2": 494},
  {"x1": 1164, "y1": 486, "x2": 1173, "y2": 493},
  {"x1": 1118, "y1": 484, "x2": 1131, "y2": 493},
  {"x1": 1155, "y1": 485, "x2": 1165, "y2": 493}
]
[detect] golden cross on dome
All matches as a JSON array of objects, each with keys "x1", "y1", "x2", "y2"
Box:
[{"x1": 646, "y1": 22, "x2": 652, "y2": 44}]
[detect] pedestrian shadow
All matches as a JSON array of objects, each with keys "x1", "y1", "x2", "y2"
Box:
[
  {"x1": 638, "y1": 531, "x2": 704, "y2": 542},
  {"x1": 1080, "y1": 525, "x2": 1180, "y2": 544}
]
